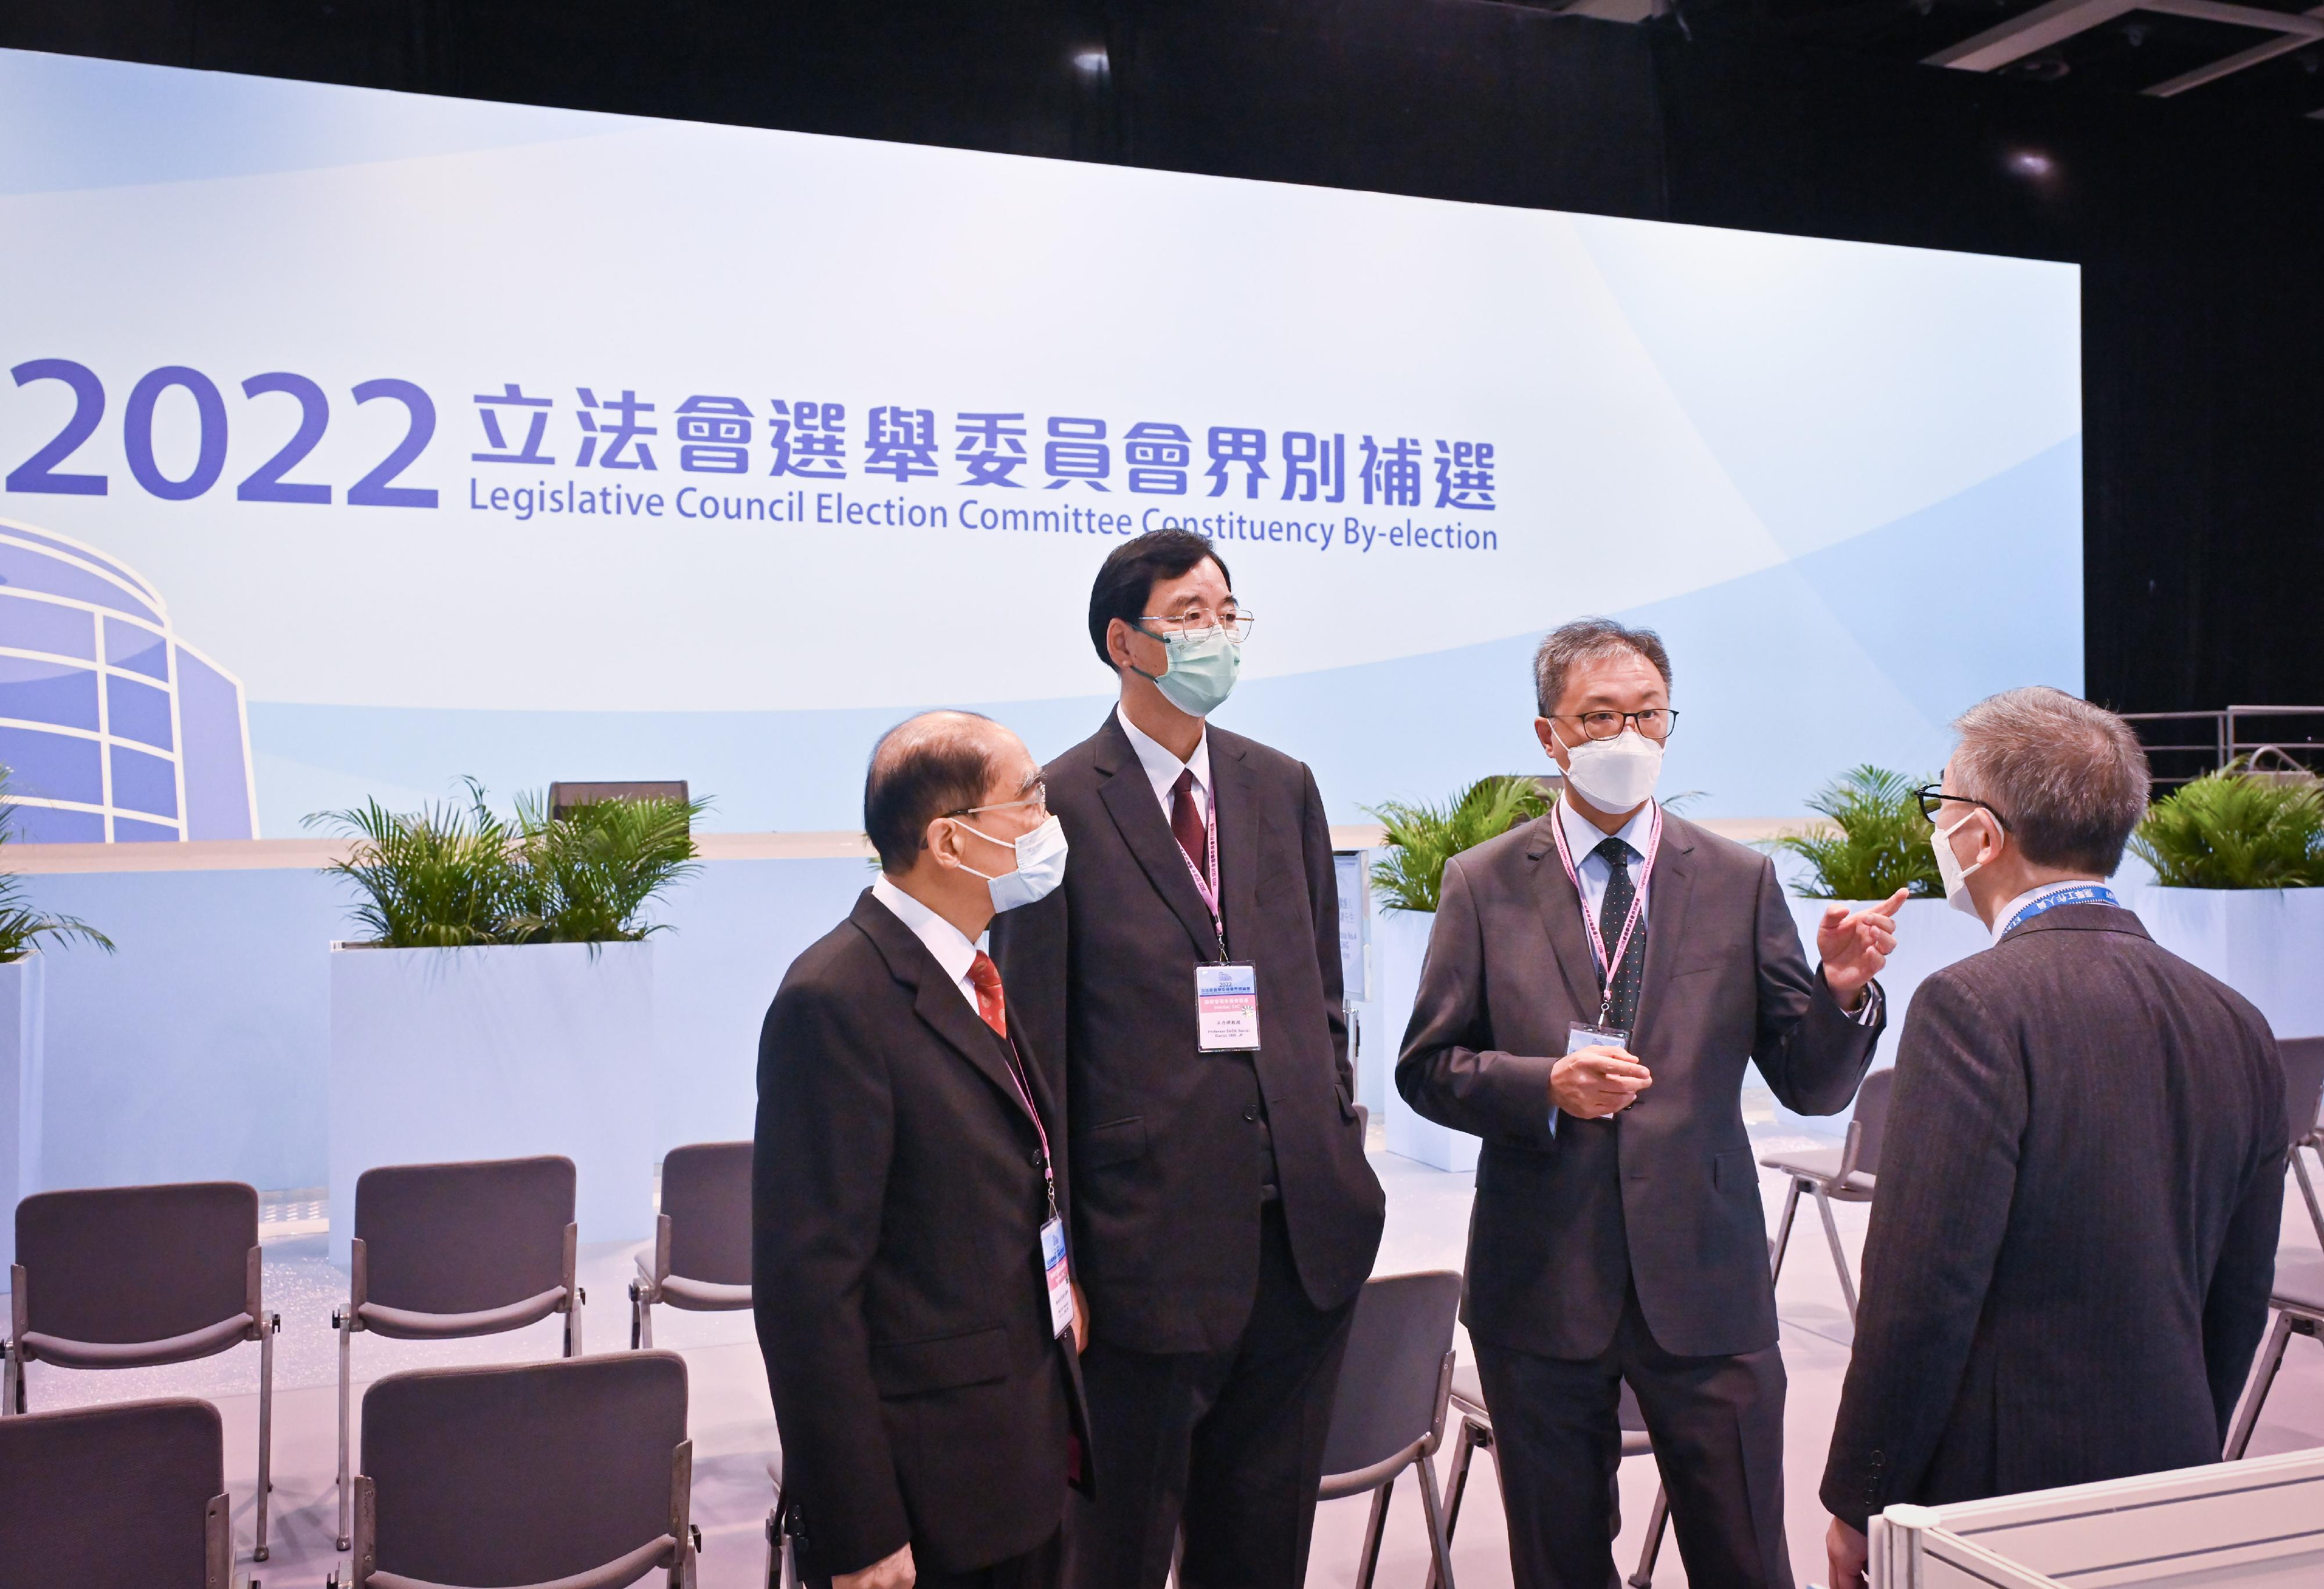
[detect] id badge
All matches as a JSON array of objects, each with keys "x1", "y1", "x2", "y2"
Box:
[
  {"x1": 1042, "y1": 1216, "x2": 1075, "y2": 1339},
  {"x1": 1567, "y1": 1020, "x2": 1631, "y2": 1056},
  {"x1": 1195, "y1": 962, "x2": 1261, "y2": 1052}
]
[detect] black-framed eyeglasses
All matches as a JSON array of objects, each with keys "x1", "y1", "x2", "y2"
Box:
[
  {"x1": 1546, "y1": 708, "x2": 1679, "y2": 743},
  {"x1": 1914, "y1": 784, "x2": 2007, "y2": 828}
]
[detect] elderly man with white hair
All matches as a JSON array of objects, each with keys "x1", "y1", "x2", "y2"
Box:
[{"x1": 1820, "y1": 686, "x2": 2287, "y2": 1588}]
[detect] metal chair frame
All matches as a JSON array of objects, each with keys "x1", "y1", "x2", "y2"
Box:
[
  {"x1": 2223, "y1": 1266, "x2": 2323, "y2": 1461},
  {"x1": 329, "y1": 1182, "x2": 584, "y2": 1552},
  {"x1": 1764, "y1": 1082, "x2": 1888, "y2": 1324},
  {"x1": 1327, "y1": 1346, "x2": 1460, "y2": 1589},
  {"x1": 2, "y1": 1186, "x2": 281, "y2": 1561},
  {"x1": 763, "y1": 1454, "x2": 799, "y2": 1589},
  {"x1": 630, "y1": 1143, "x2": 752, "y2": 1351}
]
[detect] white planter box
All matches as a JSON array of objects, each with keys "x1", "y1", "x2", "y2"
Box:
[
  {"x1": 0, "y1": 955, "x2": 42, "y2": 1271},
  {"x1": 1373, "y1": 908, "x2": 1480, "y2": 1175},
  {"x1": 328, "y1": 941, "x2": 656, "y2": 1266},
  {"x1": 2126, "y1": 884, "x2": 2324, "y2": 1041}
]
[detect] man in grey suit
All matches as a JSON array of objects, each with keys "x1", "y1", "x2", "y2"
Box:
[
  {"x1": 1398, "y1": 616, "x2": 1903, "y2": 1589},
  {"x1": 1820, "y1": 688, "x2": 2284, "y2": 1588}
]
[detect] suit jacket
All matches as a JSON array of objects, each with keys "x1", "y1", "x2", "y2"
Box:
[
  {"x1": 1820, "y1": 903, "x2": 2285, "y2": 1530},
  {"x1": 991, "y1": 713, "x2": 1386, "y2": 1355},
  {"x1": 1397, "y1": 809, "x2": 1882, "y2": 1360},
  {"x1": 754, "y1": 891, "x2": 1091, "y2": 1580}
]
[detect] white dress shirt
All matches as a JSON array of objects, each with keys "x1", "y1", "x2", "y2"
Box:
[
  {"x1": 1117, "y1": 704, "x2": 1213, "y2": 830},
  {"x1": 1989, "y1": 878, "x2": 2107, "y2": 945},
  {"x1": 870, "y1": 872, "x2": 982, "y2": 1014},
  {"x1": 1557, "y1": 795, "x2": 1658, "y2": 931}
]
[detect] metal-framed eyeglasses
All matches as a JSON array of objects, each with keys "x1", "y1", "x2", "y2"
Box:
[
  {"x1": 1137, "y1": 607, "x2": 1255, "y2": 644},
  {"x1": 946, "y1": 780, "x2": 1050, "y2": 821},
  {"x1": 1545, "y1": 708, "x2": 1680, "y2": 743},
  {"x1": 1913, "y1": 784, "x2": 2007, "y2": 829}
]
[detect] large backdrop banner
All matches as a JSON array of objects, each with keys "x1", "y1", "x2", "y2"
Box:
[{"x1": 0, "y1": 49, "x2": 2082, "y2": 840}]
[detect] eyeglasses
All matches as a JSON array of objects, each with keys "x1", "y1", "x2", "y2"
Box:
[
  {"x1": 1913, "y1": 784, "x2": 2007, "y2": 828},
  {"x1": 947, "y1": 780, "x2": 1050, "y2": 821},
  {"x1": 1138, "y1": 607, "x2": 1255, "y2": 644},
  {"x1": 1547, "y1": 708, "x2": 1679, "y2": 743}
]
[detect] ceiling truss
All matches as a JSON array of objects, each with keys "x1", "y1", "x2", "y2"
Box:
[{"x1": 1925, "y1": 0, "x2": 2324, "y2": 105}]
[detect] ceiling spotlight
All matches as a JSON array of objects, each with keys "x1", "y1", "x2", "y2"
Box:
[
  {"x1": 2007, "y1": 149, "x2": 2056, "y2": 178},
  {"x1": 1073, "y1": 48, "x2": 1110, "y2": 76}
]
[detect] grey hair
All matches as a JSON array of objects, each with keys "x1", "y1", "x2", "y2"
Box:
[
  {"x1": 1950, "y1": 687, "x2": 2151, "y2": 875},
  {"x1": 1532, "y1": 618, "x2": 1673, "y2": 718}
]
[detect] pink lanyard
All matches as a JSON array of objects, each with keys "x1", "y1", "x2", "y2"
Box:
[
  {"x1": 996, "y1": 1031, "x2": 1059, "y2": 1219},
  {"x1": 1548, "y1": 802, "x2": 1663, "y2": 1027},
  {"x1": 1174, "y1": 776, "x2": 1227, "y2": 960}
]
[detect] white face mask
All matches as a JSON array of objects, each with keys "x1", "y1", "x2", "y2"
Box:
[
  {"x1": 954, "y1": 813, "x2": 1070, "y2": 913},
  {"x1": 1555, "y1": 725, "x2": 1664, "y2": 813},
  {"x1": 1930, "y1": 812, "x2": 1989, "y2": 918}
]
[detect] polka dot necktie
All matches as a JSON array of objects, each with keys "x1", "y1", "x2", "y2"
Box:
[{"x1": 1595, "y1": 836, "x2": 1646, "y2": 1031}]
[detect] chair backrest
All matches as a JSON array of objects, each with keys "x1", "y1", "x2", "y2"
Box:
[
  {"x1": 13, "y1": 1182, "x2": 254, "y2": 1344},
  {"x1": 659, "y1": 1140, "x2": 752, "y2": 1286},
  {"x1": 2280, "y1": 1037, "x2": 2324, "y2": 1150},
  {"x1": 1851, "y1": 1067, "x2": 1898, "y2": 1178},
  {"x1": 363, "y1": 1352, "x2": 687, "y2": 1586},
  {"x1": 0, "y1": 1396, "x2": 223, "y2": 1589},
  {"x1": 1319, "y1": 1269, "x2": 1464, "y2": 1481},
  {"x1": 355, "y1": 1156, "x2": 573, "y2": 1315}
]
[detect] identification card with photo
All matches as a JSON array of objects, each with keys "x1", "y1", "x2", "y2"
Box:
[
  {"x1": 1195, "y1": 962, "x2": 1262, "y2": 1052},
  {"x1": 1566, "y1": 1020, "x2": 1633, "y2": 1057},
  {"x1": 1042, "y1": 1215, "x2": 1075, "y2": 1338}
]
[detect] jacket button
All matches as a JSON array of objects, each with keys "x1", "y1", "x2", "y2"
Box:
[{"x1": 1243, "y1": 1106, "x2": 1259, "y2": 1122}]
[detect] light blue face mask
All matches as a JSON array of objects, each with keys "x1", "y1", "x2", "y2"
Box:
[{"x1": 1136, "y1": 626, "x2": 1242, "y2": 718}]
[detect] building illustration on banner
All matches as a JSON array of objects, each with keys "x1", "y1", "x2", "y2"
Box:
[{"x1": 0, "y1": 519, "x2": 258, "y2": 842}]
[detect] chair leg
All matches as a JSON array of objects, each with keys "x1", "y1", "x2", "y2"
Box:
[
  {"x1": 1769, "y1": 1178, "x2": 1803, "y2": 1283},
  {"x1": 1813, "y1": 1183, "x2": 1858, "y2": 1323},
  {"x1": 1417, "y1": 1453, "x2": 1458, "y2": 1589},
  {"x1": 635, "y1": 1290, "x2": 654, "y2": 1351},
  {"x1": 2225, "y1": 1311, "x2": 2297, "y2": 1459},
  {"x1": 566, "y1": 1292, "x2": 584, "y2": 1358},
  {"x1": 254, "y1": 1316, "x2": 276, "y2": 1561},
  {"x1": 1354, "y1": 1481, "x2": 1392, "y2": 1589},
  {"x1": 1, "y1": 1337, "x2": 19, "y2": 1416},
  {"x1": 336, "y1": 1311, "x2": 354, "y2": 1551},
  {"x1": 2293, "y1": 1148, "x2": 2324, "y2": 1251},
  {"x1": 1627, "y1": 1482, "x2": 1672, "y2": 1589},
  {"x1": 1437, "y1": 1420, "x2": 1484, "y2": 1561}
]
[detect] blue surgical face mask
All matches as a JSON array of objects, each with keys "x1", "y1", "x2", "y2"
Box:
[
  {"x1": 953, "y1": 813, "x2": 1070, "y2": 913},
  {"x1": 1136, "y1": 626, "x2": 1241, "y2": 718}
]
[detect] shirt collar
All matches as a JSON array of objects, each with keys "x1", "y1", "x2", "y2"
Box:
[
  {"x1": 1557, "y1": 793, "x2": 1656, "y2": 866},
  {"x1": 1116, "y1": 703, "x2": 1211, "y2": 801},
  {"x1": 1990, "y1": 877, "x2": 2104, "y2": 945},
  {"x1": 870, "y1": 873, "x2": 981, "y2": 988}
]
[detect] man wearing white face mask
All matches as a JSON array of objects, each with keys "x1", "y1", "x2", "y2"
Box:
[
  {"x1": 1820, "y1": 688, "x2": 2284, "y2": 1589},
  {"x1": 992, "y1": 529, "x2": 1384, "y2": 1589},
  {"x1": 1399, "y1": 616, "x2": 1899, "y2": 1589},
  {"x1": 756, "y1": 711, "x2": 1091, "y2": 1589}
]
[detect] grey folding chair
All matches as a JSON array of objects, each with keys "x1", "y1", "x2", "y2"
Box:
[
  {"x1": 1315, "y1": 1269, "x2": 1464, "y2": 1589},
  {"x1": 1436, "y1": 1366, "x2": 1673, "y2": 1589},
  {"x1": 3, "y1": 1181, "x2": 278, "y2": 1561},
  {"x1": 1762, "y1": 1066, "x2": 1895, "y2": 1323},
  {"x1": 632, "y1": 1142, "x2": 752, "y2": 1350},
  {"x1": 2279, "y1": 1036, "x2": 2324, "y2": 1249},
  {"x1": 0, "y1": 1395, "x2": 234, "y2": 1589},
  {"x1": 2224, "y1": 1250, "x2": 2324, "y2": 1459},
  {"x1": 334, "y1": 1351, "x2": 696, "y2": 1589},
  {"x1": 331, "y1": 1155, "x2": 583, "y2": 1552}
]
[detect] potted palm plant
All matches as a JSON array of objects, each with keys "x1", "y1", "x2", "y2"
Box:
[
  {"x1": 1768, "y1": 765, "x2": 1991, "y2": 1034},
  {"x1": 2128, "y1": 764, "x2": 2323, "y2": 1041},
  {"x1": 1365, "y1": 776, "x2": 1551, "y2": 1172},
  {"x1": 0, "y1": 776, "x2": 113, "y2": 1268},
  {"x1": 314, "y1": 782, "x2": 705, "y2": 1262}
]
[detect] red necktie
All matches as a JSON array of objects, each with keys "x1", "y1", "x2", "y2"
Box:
[
  {"x1": 1170, "y1": 769, "x2": 1207, "y2": 872},
  {"x1": 967, "y1": 950, "x2": 1008, "y2": 1040}
]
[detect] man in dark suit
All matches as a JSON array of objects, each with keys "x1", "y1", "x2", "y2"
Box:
[
  {"x1": 756, "y1": 710, "x2": 1091, "y2": 1589},
  {"x1": 991, "y1": 529, "x2": 1385, "y2": 1589},
  {"x1": 1821, "y1": 687, "x2": 2285, "y2": 1588},
  {"x1": 1398, "y1": 616, "x2": 1903, "y2": 1589}
]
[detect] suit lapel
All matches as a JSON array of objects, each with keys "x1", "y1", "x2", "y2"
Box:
[
  {"x1": 1630, "y1": 815, "x2": 1696, "y2": 1054},
  {"x1": 1523, "y1": 816, "x2": 1598, "y2": 1020},
  {"x1": 1210, "y1": 735, "x2": 1260, "y2": 963},
  {"x1": 850, "y1": 892, "x2": 1030, "y2": 1124},
  {"x1": 1092, "y1": 714, "x2": 1225, "y2": 960}
]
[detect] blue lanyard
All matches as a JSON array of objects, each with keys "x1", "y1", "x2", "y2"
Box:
[{"x1": 2000, "y1": 884, "x2": 2118, "y2": 938}]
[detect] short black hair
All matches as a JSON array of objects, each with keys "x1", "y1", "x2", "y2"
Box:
[
  {"x1": 1086, "y1": 529, "x2": 1232, "y2": 668},
  {"x1": 863, "y1": 711, "x2": 1000, "y2": 874}
]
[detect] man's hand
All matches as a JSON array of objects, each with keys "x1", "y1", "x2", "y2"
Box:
[
  {"x1": 1550, "y1": 1045, "x2": 1652, "y2": 1119},
  {"x1": 836, "y1": 1543, "x2": 915, "y2": 1589},
  {"x1": 1826, "y1": 1516, "x2": 1870, "y2": 1589},
  {"x1": 1071, "y1": 1281, "x2": 1089, "y2": 1353},
  {"x1": 1819, "y1": 888, "x2": 1907, "y2": 1010}
]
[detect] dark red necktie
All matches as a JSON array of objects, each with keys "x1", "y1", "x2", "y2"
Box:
[
  {"x1": 967, "y1": 950, "x2": 1007, "y2": 1040},
  {"x1": 1170, "y1": 769, "x2": 1207, "y2": 872}
]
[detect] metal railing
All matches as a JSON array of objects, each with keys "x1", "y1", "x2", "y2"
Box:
[{"x1": 2118, "y1": 705, "x2": 2324, "y2": 787}]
